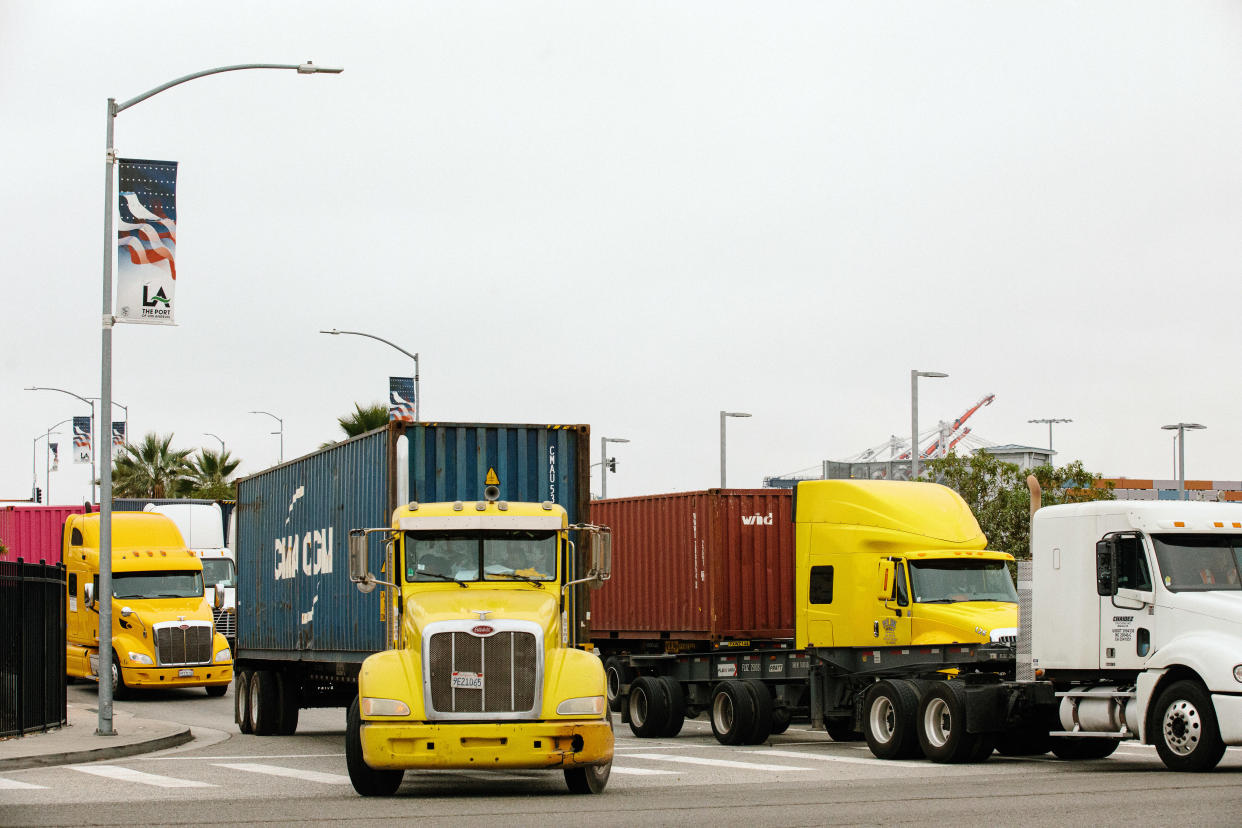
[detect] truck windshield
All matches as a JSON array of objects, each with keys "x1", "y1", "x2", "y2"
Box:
[
  {"x1": 1151, "y1": 534, "x2": 1242, "y2": 592},
  {"x1": 909, "y1": 559, "x2": 1018, "y2": 604},
  {"x1": 112, "y1": 570, "x2": 204, "y2": 599},
  {"x1": 201, "y1": 558, "x2": 236, "y2": 588},
  {"x1": 405, "y1": 530, "x2": 558, "y2": 583}
]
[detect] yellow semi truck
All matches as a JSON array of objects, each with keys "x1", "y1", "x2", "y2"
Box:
[
  {"x1": 64, "y1": 512, "x2": 233, "y2": 697},
  {"x1": 344, "y1": 482, "x2": 615, "y2": 796}
]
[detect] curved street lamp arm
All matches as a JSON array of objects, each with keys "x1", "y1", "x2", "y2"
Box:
[
  {"x1": 116, "y1": 62, "x2": 342, "y2": 114},
  {"x1": 320, "y1": 329, "x2": 418, "y2": 363}
]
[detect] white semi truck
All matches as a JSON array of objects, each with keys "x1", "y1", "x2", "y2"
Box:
[
  {"x1": 810, "y1": 478, "x2": 1242, "y2": 772},
  {"x1": 143, "y1": 502, "x2": 237, "y2": 647}
]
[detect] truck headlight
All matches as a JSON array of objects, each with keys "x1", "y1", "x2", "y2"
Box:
[
  {"x1": 361, "y1": 697, "x2": 411, "y2": 717},
  {"x1": 1234, "y1": 665, "x2": 1242, "y2": 683},
  {"x1": 127, "y1": 652, "x2": 154, "y2": 665},
  {"x1": 556, "y1": 696, "x2": 605, "y2": 716},
  {"x1": 214, "y1": 648, "x2": 232, "y2": 663}
]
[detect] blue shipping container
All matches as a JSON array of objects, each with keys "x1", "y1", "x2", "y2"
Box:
[{"x1": 235, "y1": 422, "x2": 589, "y2": 666}]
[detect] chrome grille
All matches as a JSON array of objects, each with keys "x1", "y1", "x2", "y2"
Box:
[
  {"x1": 154, "y1": 622, "x2": 213, "y2": 666},
  {"x1": 212, "y1": 607, "x2": 236, "y2": 640},
  {"x1": 428, "y1": 630, "x2": 537, "y2": 715}
]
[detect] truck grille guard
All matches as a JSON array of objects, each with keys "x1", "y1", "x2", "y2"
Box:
[{"x1": 422, "y1": 619, "x2": 543, "y2": 721}]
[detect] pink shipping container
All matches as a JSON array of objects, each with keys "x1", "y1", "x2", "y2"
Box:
[
  {"x1": 589, "y1": 489, "x2": 794, "y2": 644},
  {"x1": 0, "y1": 505, "x2": 89, "y2": 566}
]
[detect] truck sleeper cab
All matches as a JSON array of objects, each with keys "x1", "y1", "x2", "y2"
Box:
[
  {"x1": 346, "y1": 493, "x2": 614, "y2": 796},
  {"x1": 64, "y1": 512, "x2": 233, "y2": 697}
]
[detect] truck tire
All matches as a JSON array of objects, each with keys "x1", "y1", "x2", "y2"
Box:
[
  {"x1": 108, "y1": 656, "x2": 131, "y2": 701},
  {"x1": 604, "y1": 657, "x2": 636, "y2": 714},
  {"x1": 770, "y1": 707, "x2": 792, "y2": 736},
  {"x1": 346, "y1": 697, "x2": 404, "y2": 796},
  {"x1": 235, "y1": 670, "x2": 253, "y2": 733},
  {"x1": 1152, "y1": 680, "x2": 1225, "y2": 772},
  {"x1": 825, "y1": 719, "x2": 862, "y2": 742},
  {"x1": 742, "y1": 679, "x2": 773, "y2": 745},
  {"x1": 1048, "y1": 736, "x2": 1120, "y2": 761},
  {"x1": 863, "y1": 679, "x2": 922, "y2": 760},
  {"x1": 710, "y1": 681, "x2": 756, "y2": 746},
  {"x1": 276, "y1": 672, "x2": 300, "y2": 735},
  {"x1": 566, "y1": 708, "x2": 613, "y2": 794},
  {"x1": 249, "y1": 670, "x2": 279, "y2": 736},
  {"x1": 657, "y1": 676, "x2": 686, "y2": 737},
  {"x1": 627, "y1": 676, "x2": 671, "y2": 738},
  {"x1": 917, "y1": 682, "x2": 987, "y2": 763}
]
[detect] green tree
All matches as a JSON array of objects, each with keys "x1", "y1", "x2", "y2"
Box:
[
  {"x1": 112, "y1": 433, "x2": 194, "y2": 498},
  {"x1": 921, "y1": 452, "x2": 1114, "y2": 559},
  {"x1": 337, "y1": 402, "x2": 389, "y2": 438},
  {"x1": 180, "y1": 448, "x2": 242, "y2": 499}
]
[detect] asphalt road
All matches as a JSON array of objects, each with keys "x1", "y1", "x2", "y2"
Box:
[{"x1": 3, "y1": 684, "x2": 1242, "y2": 826}]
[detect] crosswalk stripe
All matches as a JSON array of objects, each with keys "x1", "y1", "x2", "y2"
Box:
[
  {"x1": 610, "y1": 767, "x2": 680, "y2": 776},
  {"x1": 623, "y1": 753, "x2": 810, "y2": 772},
  {"x1": 0, "y1": 777, "x2": 47, "y2": 790},
  {"x1": 70, "y1": 765, "x2": 215, "y2": 788},
  {"x1": 214, "y1": 763, "x2": 351, "y2": 784},
  {"x1": 745, "y1": 748, "x2": 940, "y2": 769}
]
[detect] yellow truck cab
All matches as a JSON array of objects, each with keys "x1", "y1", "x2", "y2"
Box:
[
  {"x1": 795, "y1": 480, "x2": 1018, "y2": 650},
  {"x1": 345, "y1": 485, "x2": 614, "y2": 796},
  {"x1": 64, "y1": 512, "x2": 233, "y2": 697}
]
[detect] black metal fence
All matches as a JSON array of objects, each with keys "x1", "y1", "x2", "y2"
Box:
[{"x1": 0, "y1": 559, "x2": 66, "y2": 738}]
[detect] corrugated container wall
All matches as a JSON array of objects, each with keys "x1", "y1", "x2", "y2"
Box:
[
  {"x1": 0, "y1": 505, "x2": 89, "y2": 566},
  {"x1": 590, "y1": 489, "x2": 794, "y2": 643},
  {"x1": 235, "y1": 422, "x2": 589, "y2": 664}
]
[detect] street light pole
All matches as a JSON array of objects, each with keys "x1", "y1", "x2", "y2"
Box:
[
  {"x1": 1161, "y1": 422, "x2": 1206, "y2": 501},
  {"x1": 720, "y1": 411, "x2": 752, "y2": 488},
  {"x1": 320, "y1": 329, "x2": 420, "y2": 423},
  {"x1": 1028, "y1": 417, "x2": 1072, "y2": 451},
  {"x1": 25, "y1": 386, "x2": 98, "y2": 503},
  {"x1": 43, "y1": 419, "x2": 71, "y2": 504},
  {"x1": 96, "y1": 61, "x2": 341, "y2": 738},
  {"x1": 204, "y1": 432, "x2": 226, "y2": 453},
  {"x1": 250, "y1": 411, "x2": 284, "y2": 463},
  {"x1": 910, "y1": 371, "x2": 948, "y2": 480},
  {"x1": 600, "y1": 437, "x2": 630, "y2": 499}
]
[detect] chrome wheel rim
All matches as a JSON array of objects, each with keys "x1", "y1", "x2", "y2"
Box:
[
  {"x1": 1162, "y1": 699, "x2": 1202, "y2": 757},
  {"x1": 713, "y1": 693, "x2": 734, "y2": 734},
  {"x1": 924, "y1": 697, "x2": 951, "y2": 749},
  {"x1": 630, "y1": 687, "x2": 647, "y2": 728},
  {"x1": 870, "y1": 696, "x2": 896, "y2": 744}
]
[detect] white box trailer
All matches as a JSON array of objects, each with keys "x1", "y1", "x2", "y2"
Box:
[{"x1": 143, "y1": 502, "x2": 237, "y2": 646}]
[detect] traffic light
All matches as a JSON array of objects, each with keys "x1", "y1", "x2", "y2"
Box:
[
  {"x1": 34, "y1": 487, "x2": 42, "y2": 503},
  {"x1": 607, "y1": 458, "x2": 617, "y2": 473}
]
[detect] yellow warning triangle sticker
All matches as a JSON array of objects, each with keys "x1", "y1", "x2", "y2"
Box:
[{"x1": 485, "y1": 468, "x2": 500, "y2": 485}]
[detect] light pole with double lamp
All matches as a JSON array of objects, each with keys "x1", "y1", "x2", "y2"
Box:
[
  {"x1": 1161, "y1": 422, "x2": 1206, "y2": 501},
  {"x1": 94, "y1": 60, "x2": 341, "y2": 737},
  {"x1": 32, "y1": 419, "x2": 70, "y2": 506},
  {"x1": 600, "y1": 437, "x2": 630, "y2": 499},
  {"x1": 250, "y1": 411, "x2": 285, "y2": 464},
  {"x1": 25, "y1": 386, "x2": 97, "y2": 502},
  {"x1": 320, "y1": 329, "x2": 420, "y2": 423},
  {"x1": 910, "y1": 370, "x2": 948, "y2": 480},
  {"x1": 720, "y1": 411, "x2": 751, "y2": 488}
]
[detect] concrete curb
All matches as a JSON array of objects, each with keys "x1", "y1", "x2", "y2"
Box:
[{"x1": 0, "y1": 726, "x2": 193, "y2": 771}]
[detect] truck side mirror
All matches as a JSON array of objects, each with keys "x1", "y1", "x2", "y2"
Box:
[
  {"x1": 83, "y1": 582, "x2": 95, "y2": 608},
  {"x1": 349, "y1": 530, "x2": 370, "y2": 583},
  {"x1": 877, "y1": 560, "x2": 896, "y2": 601},
  {"x1": 214, "y1": 583, "x2": 225, "y2": 610},
  {"x1": 1096, "y1": 539, "x2": 1117, "y2": 597},
  {"x1": 589, "y1": 530, "x2": 612, "y2": 588}
]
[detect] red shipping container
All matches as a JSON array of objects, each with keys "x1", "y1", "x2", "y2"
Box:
[
  {"x1": 590, "y1": 489, "x2": 794, "y2": 644},
  {"x1": 0, "y1": 505, "x2": 88, "y2": 566}
]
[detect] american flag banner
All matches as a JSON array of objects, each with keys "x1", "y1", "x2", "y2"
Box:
[
  {"x1": 72, "y1": 416, "x2": 92, "y2": 464},
  {"x1": 50, "y1": 443, "x2": 59, "y2": 473},
  {"x1": 112, "y1": 421, "x2": 127, "y2": 460},
  {"x1": 115, "y1": 158, "x2": 178, "y2": 325},
  {"x1": 389, "y1": 377, "x2": 417, "y2": 423}
]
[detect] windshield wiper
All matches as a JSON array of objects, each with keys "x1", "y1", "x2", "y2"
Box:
[
  {"x1": 919, "y1": 598, "x2": 957, "y2": 604},
  {"x1": 419, "y1": 571, "x2": 468, "y2": 588},
  {"x1": 489, "y1": 572, "x2": 545, "y2": 589}
]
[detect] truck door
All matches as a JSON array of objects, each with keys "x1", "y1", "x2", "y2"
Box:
[
  {"x1": 877, "y1": 558, "x2": 912, "y2": 646},
  {"x1": 1099, "y1": 533, "x2": 1155, "y2": 670}
]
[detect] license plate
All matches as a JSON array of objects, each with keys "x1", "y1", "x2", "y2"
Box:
[
  {"x1": 451, "y1": 671, "x2": 483, "y2": 690},
  {"x1": 178, "y1": 668, "x2": 194, "y2": 678}
]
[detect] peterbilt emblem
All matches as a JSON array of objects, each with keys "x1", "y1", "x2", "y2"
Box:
[
  {"x1": 178, "y1": 624, "x2": 190, "y2": 630},
  {"x1": 472, "y1": 625, "x2": 495, "y2": 636}
]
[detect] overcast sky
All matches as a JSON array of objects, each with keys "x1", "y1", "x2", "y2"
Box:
[{"x1": 4, "y1": 1, "x2": 1242, "y2": 506}]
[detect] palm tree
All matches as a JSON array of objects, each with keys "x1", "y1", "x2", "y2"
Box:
[
  {"x1": 338, "y1": 402, "x2": 389, "y2": 438},
  {"x1": 182, "y1": 448, "x2": 241, "y2": 499},
  {"x1": 112, "y1": 433, "x2": 193, "y2": 498}
]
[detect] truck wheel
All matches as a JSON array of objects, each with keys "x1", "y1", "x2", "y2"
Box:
[
  {"x1": 275, "y1": 673, "x2": 300, "y2": 735},
  {"x1": 205, "y1": 684, "x2": 228, "y2": 698},
  {"x1": 627, "y1": 676, "x2": 670, "y2": 738},
  {"x1": 346, "y1": 697, "x2": 404, "y2": 796},
  {"x1": 250, "y1": 670, "x2": 278, "y2": 736},
  {"x1": 742, "y1": 679, "x2": 773, "y2": 745},
  {"x1": 235, "y1": 670, "x2": 253, "y2": 733},
  {"x1": 917, "y1": 682, "x2": 984, "y2": 763},
  {"x1": 1153, "y1": 680, "x2": 1225, "y2": 772},
  {"x1": 657, "y1": 676, "x2": 686, "y2": 737},
  {"x1": 863, "y1": 679, "x2": 922, "y2": 760},
  {"x1": 107, "y1": 656, "x2": 131, "y2": 701},
  {"x1": 1049, "y1": 736, "x2": 1120, "y2": 761},
  {"x1": 604, "y1": 657, "x2": 636, "y2": 714},
  {"x1": 710, "y1": 681, "x2": 756, "y2": 746},
  {"x1": 770, "y1": 708, "x2": 792, "y2": 736},
  {"x1": 565, "y1": 708, "x2": 613, "y2": 794}
]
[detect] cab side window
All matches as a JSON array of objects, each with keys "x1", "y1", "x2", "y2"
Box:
[
  {"x1": 68, "y1": 572, "x2": 78, "y2": 599},
  {"x1": 894, "y1": 561, "x2": 909, "y2": 607},
  {"x1": 1116, "y1": 536, "x2": 1152, "y2": 591},
  {"x1": 809, "y1": 566, "x2": 833, "y2": 604},
  {"x1": 71, "y1": 527, "x2": 83, "y2": 546}
]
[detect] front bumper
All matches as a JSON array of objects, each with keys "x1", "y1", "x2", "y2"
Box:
[
  {"x1": 361, "y1": 719, "x2": 614, "y2": 771},
  {"x1": 121, "y1": 663, "x2": 233, "y2": 689}
]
